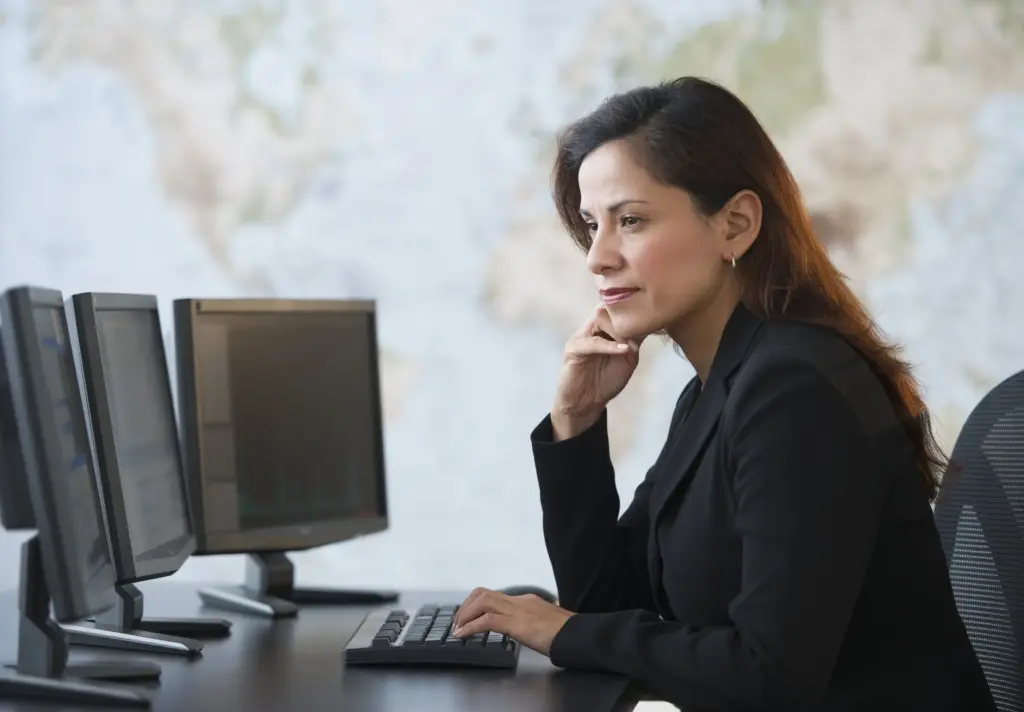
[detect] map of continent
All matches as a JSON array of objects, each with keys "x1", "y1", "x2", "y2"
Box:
[{"x1": 29, "y1": 0, "x2": 353, "y2": 288}]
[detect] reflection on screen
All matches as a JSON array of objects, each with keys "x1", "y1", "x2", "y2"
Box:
[
  {"x1": 97, "y1": 310, "x2": 191, "y2": 562},
  {"x1": 195, "y1": 311, "x2": 383, "y2": 533},
  {"x1": 31, "y1": 306, "x2": 111, "y2": 589}
]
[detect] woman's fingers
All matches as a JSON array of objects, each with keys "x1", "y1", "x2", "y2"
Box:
[
  {"x1": 453, "y1": 611, "x2": 508, "y2": 639},
  {"x1": 587, "y1": 305, "x2": 619, "y2": 338},
  {"x1": 565, "y1": 334, "x2": 635, "y2": 361},
  {"x1": 453, "y1": 587, "x2": 487, "y2": 629},
  {"x1": 455, "y1": 588, "x2": 511, "y2": 630},
  {"x1": 589, "y1": 305, "x2": 641, "y2": 348}
]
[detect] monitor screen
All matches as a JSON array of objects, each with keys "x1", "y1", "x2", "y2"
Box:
[
  {"x1": 178, "y1": 302, "x2": 387, "y2": 553},
  {"x1": 95, "y1": 308, "x2": 191, "y2": 568},
  {"x1": 31, "y1": 305, "x2": 113, "y2": 598}
]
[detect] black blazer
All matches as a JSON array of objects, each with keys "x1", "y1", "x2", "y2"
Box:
[{"x1": 532, "y1": 304, "x2": 994, "y2": 711}]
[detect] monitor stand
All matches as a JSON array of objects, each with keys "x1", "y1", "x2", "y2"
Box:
[
  {"x1": 96, "y1": 583, "x2": 232, "y2": 639},
  {"x1": 197, "y1": 551, "x2": 399, "y2": 619},
  {"x1": 63, "y1": 579, "x2": 222, "y2": 654},
  {"x1": 0, "y1": 536, "x2": 152, "y2": 707},
  {"x1": 62, "y1": 619, "x2": 202, "y2": 657}
]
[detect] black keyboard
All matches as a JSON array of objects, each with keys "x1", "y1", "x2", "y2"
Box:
[{"x1": 343, "y1": 604, "x2": 520, "y2": 669}]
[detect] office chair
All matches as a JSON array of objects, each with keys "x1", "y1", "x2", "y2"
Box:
[{"x1": 934, "y1": 370, "x2": 1024, "y2": 712}]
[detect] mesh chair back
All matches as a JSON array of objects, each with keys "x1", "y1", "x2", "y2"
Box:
[{"x1": 935, "y1": 371, "x2": 1024, "y2": 712}]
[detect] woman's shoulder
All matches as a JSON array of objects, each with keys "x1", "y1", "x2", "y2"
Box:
[
  {"x1": 755, "y1": 317, "x2": 857, "y2": 362},
  {"x1": 733, "y1": 318, "x2": 898, "y2": 426},
  {"x1": 745, "y1": 318, "x2": 870, "y2": 377}
]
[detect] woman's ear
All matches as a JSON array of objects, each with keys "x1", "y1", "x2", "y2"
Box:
[{"x1": 719, "y1": 189, "x2": 762, "y2": 261}]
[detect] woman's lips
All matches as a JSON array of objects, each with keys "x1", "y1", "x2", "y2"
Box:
[{"x1": 600, "y1": 288, "x2": 639, "y2": 305}]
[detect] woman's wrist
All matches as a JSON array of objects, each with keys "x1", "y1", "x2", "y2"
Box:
[{"x1": 549, "y1": 407, "x2": 602, "y2": 442}]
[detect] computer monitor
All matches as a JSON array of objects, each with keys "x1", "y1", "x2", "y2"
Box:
[
  {"x1": 173, "y1": 298, "x2": 397, "y2": 618},
  {"x1": 59, "y1": 293, "x2": 232, "y2": 657},
  {"x1": 0, "y1": 285, "x2": 152, "y2": 706}
]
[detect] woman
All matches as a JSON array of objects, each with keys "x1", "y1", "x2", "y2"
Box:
[{"x1": 452, "y1": 77, "x2": 994, "y2": 711}]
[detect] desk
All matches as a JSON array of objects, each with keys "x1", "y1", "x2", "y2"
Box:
[{"x1": 0, "y1": 581, "x2": 641, "y2": 712}]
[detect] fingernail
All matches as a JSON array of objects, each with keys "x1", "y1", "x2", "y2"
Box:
[
  {"x1": 616, "y1": 343, "x2": 628, "y2": 350},
  {"x1": 628, "y1": 340, "x2": 639, "y2": 350},
  {"x1": 451, "y1": 627, "x2": 462, "y2": 637}
]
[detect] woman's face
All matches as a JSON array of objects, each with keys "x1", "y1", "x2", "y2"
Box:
[{"x1": 578, "y1": 139, "x2": 740, "y2": 342}]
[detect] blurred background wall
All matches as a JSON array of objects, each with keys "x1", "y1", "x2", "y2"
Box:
[{"x1": 1, "y1": 0, "x2": 1023, "y2": 594}]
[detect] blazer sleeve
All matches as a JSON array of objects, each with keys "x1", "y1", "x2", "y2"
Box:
[
  {"x1": 531, "y1": 386, "x2": 694, "y2": 613},
  {"x1": 547, "y1": 357, "x2": 899, "y2": 711}
]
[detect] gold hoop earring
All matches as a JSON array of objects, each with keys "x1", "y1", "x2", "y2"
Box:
[{"x1": 730, "y1": 255, "x2": 737, "y2": 268}]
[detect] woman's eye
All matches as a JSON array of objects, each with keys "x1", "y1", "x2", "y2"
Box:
[
  {"x1": 585, "y1": 222, "x2": 598, "y2": 233},
  {"x1": 621, "y1": 215, "x2": 642, "y2": 228}
]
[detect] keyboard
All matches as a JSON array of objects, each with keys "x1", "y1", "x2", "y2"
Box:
[{"x1": 343, "y1": 604, "x2": 520, "y2": 669}]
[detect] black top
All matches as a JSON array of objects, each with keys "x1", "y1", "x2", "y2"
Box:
[{"x1": 533, "y1": 304, "x2": 994, "y2": 711}]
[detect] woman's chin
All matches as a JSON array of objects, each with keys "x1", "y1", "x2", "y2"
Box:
[{"x1": 608, "y1": 313, "x2": 653, "y2": 342}]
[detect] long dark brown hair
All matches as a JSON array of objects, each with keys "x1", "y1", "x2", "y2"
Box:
[{"x1": 551, "y1": 76, "x2": 945, "y2": 500}]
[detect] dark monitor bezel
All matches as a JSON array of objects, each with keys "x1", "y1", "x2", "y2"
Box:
[
  {"x1": 173, "y1": 298, "x2": 390, "y2": 555},
  {"x1": 0, "y1": 332, "x2": 35, "y2": 530},
  {"x1": 70, "y1": 292, "x2": 196, "y2": 583},
  {"x1": 0, "y1": 285, "x2": 116, "y2": 622}
]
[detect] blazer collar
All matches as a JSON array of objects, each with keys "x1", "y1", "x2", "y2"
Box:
[{"x1": 701, "y1": 300, "x2": 764, "y2": 390}]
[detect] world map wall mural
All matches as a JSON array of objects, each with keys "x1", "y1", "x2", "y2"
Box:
[{"x1": 1, "y1": 0, "x2": 1023, "y2": 591}]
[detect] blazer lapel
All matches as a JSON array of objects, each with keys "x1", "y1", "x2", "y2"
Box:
[
  {"x1": 648, "y1": 379, "x2": 726, "y2": 527},
  {"x1": 646, "y1": 304, "x2": 765, "y2": 612}
]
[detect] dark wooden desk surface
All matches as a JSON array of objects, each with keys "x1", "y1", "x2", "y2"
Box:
[{"x1": 0, "y1": 580, "x2": 641, "y2": 712}]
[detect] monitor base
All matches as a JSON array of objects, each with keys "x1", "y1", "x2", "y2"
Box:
[
  {"x1": 197, "y1": 585, "x2": 298, "y2": 619},
  {"x1": 93, "y1": 583, "x2": 232, "y2": 640},
  {"x1": 5, "y1": 661, "x2": 161, "y2": 683},
  {"x1": 1, "y1": 536, "x2": 153, "y2": 708},
  {"x1": 0, "y1": 670, "x2": 150, "y2": 707},
  {"x1": 62, "y1": 623, "x2": 203, "y2": 657},
  {"x1": 133, "y1": 616, "x2": 232, "y2": 639},
  {"x1": 289, "y1": 586, "x2": 400, "y2": 605},
  {"x1": 65, "y1": 662, "x2": 162, "y2": 683},
  {"x1": 195, "y1": 552, "x2": 401, "y2": 617}
]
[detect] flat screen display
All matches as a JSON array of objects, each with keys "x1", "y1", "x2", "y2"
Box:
[
  {"x1": 32, "y1": 305, "x2": 114, "y2": 607},
  {"x1": 194, "y1": 310, "x2": 384, "y2": 535},
  {"x1": 96, "y1": 309, "x2": 191, "y2": 562}
]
